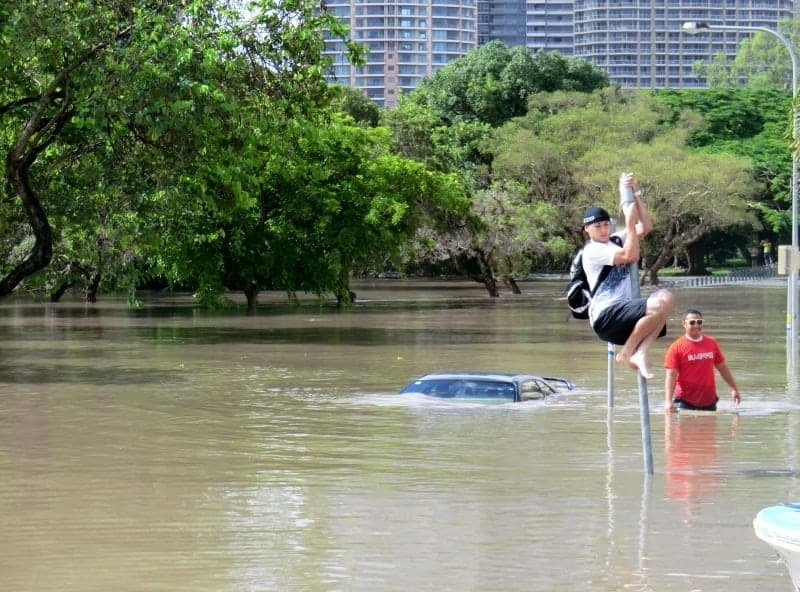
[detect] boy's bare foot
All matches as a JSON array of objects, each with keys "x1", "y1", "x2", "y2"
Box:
[
  {"x1": 615, "y1": 349, "x2": 654, "y2": 380},
  {"x1": 629, "y1": 350, "x2": 654, "y2": 380},
  {"x1": 615, "y1": 349, "x2": 632, "y2": 366}
]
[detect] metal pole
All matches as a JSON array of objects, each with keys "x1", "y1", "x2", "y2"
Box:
[
  {"x1": 621, "y1": 173, "x2": 653, "y2": 475},
  {"x1": 608, "y1": 219, "x2": 617, "y2": 408},
  {"x1": 682, "y1": 22, "x2": 799, "y2": 372},
  {"x1": 631, "y1": 258, "x2": 653, "y2": 475},
  {"x1": 788, "y1": 32, "x2": 798, "y2": 373},
  {"x1": 636, "y1": 475, "x2": 653, "y2": 589},
  {"x1": 636, "y1": 356, "x2": 653, "y2": 474},
  {"x1": 607, "y1": 341, "x2": 615, "y2": 407}
]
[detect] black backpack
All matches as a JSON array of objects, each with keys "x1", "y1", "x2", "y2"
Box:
[{"x1": 566, "y1": 235, "x2": 623, "y2": 319}]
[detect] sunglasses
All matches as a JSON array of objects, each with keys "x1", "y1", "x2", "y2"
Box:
[{"x1": 686, "y1": 319, "x2": 703, "y2": 326}]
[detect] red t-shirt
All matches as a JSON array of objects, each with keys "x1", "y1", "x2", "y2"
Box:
[{"x1": 663, "y1": 335, "x2": 725, "y2": 407}]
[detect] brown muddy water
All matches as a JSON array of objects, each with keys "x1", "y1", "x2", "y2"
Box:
[{"x1": 0, "y1": 279, "x2": 798, "y2": 592}]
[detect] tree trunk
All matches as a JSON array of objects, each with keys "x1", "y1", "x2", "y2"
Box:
[
  {"x1": 454, "y1": 253, "x2": 500, "y2": 297},
  {"x1": 335, "y1": 268, "x2": 355, "y2": 308},
  {"x1": 50, "y1": 280, "x2": 75, "y2": 302},
  {"x1": 85, "y1": 272, "x2": 101, "y2": 303},
  {"x1": 49, "y1": 261, "x2": 93, "y2": 302},
  {"x1": 244, "y1": 284, "x2": 259, "y2": 315},
  {"x1": 478, "y1": 253, "x2": 499, "y2": 297},
  {"x1": 483, "y1": 276, "x2": 499, "y2": 297},
  {"x1": 504, "y1": 277, "x2": 522, "y2": 294},
  {"x1": 336, "y1": 290, "x2": 356, "y2": 308},
  {"x1": 0, "y1": 161, "x2": 53, "y2": 297},
  {"x1": 686, "y1": 242, "x2": 709, "y2": 275}
]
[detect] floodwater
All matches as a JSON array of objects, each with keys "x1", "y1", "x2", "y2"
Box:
[{"x1": 0, "y1": 279, "x2": 798, "y2": 592}]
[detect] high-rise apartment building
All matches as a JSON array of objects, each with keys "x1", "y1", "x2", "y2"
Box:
[
  {"x1": 324, "y1": 0, "x2": 797, "y2": 104},
  {"x1": 323, "y1": 0, "x2": 477, "y2": 107},
  {"x1": 475, "y1": 0, "x2": 576, "y2": 63},
  {"x1": 571, "y1": 0, "x2": 796, "y2": 89},
  {"x1": 523, "y1": 1, "x2": 573, "y2": 56},
  {"x1": 477, "y1": 0, "x2": 527, "y2": 47}
]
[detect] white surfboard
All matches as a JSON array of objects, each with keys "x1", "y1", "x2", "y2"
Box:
[{"x1": 754, "y1": 503, "x2": 800, "y2": 590}]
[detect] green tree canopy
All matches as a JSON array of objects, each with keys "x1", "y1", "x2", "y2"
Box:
[
  {"x1": 155, "y1": 113, "x2": 467, "y2": 310},
  {"x1": 332, "y1": 85, "x2": 381, "y2": 127},
  {"x1": 654, "y1": 88, "x2": 792, "y2": 239},
  {"x1": 484, "y1": 89, "x2": 759, "y2": 282},
  {"x1": 692, "y1": 19, "x2": 800, "y2": 91},
  {"x1": 0, "y1": 0, "x2": 363, "y2": 301},
  {"x1": 404, "y1": 41, "x2": 609, "y2": 128}
]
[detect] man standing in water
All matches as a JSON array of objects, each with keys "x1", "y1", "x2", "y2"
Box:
[
  {"x1": 664, "y1": 309, "x2": 741, "y2": 412},
  {"x1": 582, "y1": 172, "x2": 673, "y2": 379}
]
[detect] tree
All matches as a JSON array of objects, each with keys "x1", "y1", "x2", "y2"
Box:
[
  {"x1": 156, "y1": 113, "x2": 467, "y2": 312},
  {"x1": 0, "y1": 0, "x2": 363, "y2": 301},
  {"x1": 471, "y1": 181, "x2": 564, "y2": 295},
  {"x1": 654, "y1": 88, "x2": 792, "y2": 241},
  {"x1": 486, "y1": 89, "x2": 759, "y2": 283},
  {"x1": 382, "y1": 46, "x2": 608, "y2": 296},
  {"x1": 585, "y1": 136, "x2": 758, "y2": 280},
  {"x1": 692, "y1": 19, "x2": 800, "y2": 92},
  {"x1": 529, "y1": 50, "x2": 611, "y2": 93},
  {"x1": 331, "y1": 86, "x2": 381, "y2": 127},
  {"x1": 406, "y1": 41, "x2": 608, "y2": 128},
  {"x1": 686, "y1": 22, "x2": 800, "y2": 243}
]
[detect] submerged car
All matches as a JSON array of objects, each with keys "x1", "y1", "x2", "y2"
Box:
[{"x1": 399, "y1": 372, "x2": 574, "y2": 402}]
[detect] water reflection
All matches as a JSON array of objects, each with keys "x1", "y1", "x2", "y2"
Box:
[
  {"x1": 604, "y1": 409, "x2": 655, "y2": 592},
  {"x1": 664, "y1": 412, "x2": 739, "y2": 514}
]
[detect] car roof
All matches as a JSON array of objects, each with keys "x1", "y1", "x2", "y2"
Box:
[{"x1": 411, "y1": 372, "x2": 534, "y2": 382}]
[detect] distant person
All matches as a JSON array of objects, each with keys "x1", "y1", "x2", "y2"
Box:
[
  {"x1": 582, "y1": 172, "x2": 673, "y2": 380},
  {"x1": 664, "y1": 309, "x2": 741, "y2": 412},
  {"x1": 762, "y1": 239, "x2": 774, "y2": 267}
]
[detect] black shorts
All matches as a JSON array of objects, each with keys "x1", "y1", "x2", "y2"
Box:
[
  {"x1": 674, "y1": 397, "x2": 718, "y2": 411},
  {"x1": 592, "y1": 298, "x2": 667, "y2": 346}
]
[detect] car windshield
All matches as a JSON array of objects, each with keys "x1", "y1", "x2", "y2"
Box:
[{"x1": 400, "y1": 379, "x2": 517, "y2": 400}]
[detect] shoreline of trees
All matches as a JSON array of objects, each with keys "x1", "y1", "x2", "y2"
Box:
[{"x1": 1, "y1": 4, "x2": 794, "y2": 309}]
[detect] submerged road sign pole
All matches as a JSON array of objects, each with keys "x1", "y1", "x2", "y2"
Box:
[
  {"x1": 779, "y1": 245, "x2": 800, "y2": 375},
  {"x1": 607, "y1": 341, "x2": 615, "y2": 408},
  {"x1": 607, "y1": 221, "x2": 617, "y2": 408},
  {"x1": 620, "y1": 173, "x2": 654, "y2": 475}
]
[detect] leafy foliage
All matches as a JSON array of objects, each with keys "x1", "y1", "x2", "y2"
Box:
[
  {"x1": 691, "y1": 19, "x2": 800, "y2": 92},
  {"x1": 654, "y1": 88, "x2": 791, "y2": 237},
  {"x1": 0, "y1": 0, "x2": 378, "y2": 303},
  {"x1": 332, "y1": 86, "x2": 381, "y2": 127},
  {"x1": 1, "y1": 5, "x2": 792, "y2": 306},
  {"x1": 485, "y1": 89, "x2": 759, "y2": 282},
  {"x1": 155, "y1": 113, "x2": 467, "y2": 309},
  {"x1": 405, "y1": 41, "x2": 609, "y2": 127}
]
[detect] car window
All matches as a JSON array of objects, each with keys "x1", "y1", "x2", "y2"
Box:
[
  {"x1": 399, "y1": 379, "x2": 458, "y2": 396},
  {"x1": 519, "y1": 379, "x2": 549, "y2": 401},
  {"x1": 400, "y1": 379, "x2": 517, "y2": 400},
  {"x1": 462, "y1": 381, "x2": 516, "y2": 399}
]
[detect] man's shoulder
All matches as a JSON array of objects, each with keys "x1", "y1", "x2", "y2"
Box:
[
  {"x1": 585, "y1": 235, "x2": 623, "y2": 251},
  {"x1": 666, "y1": 335, "x2": 687, "y2": 350},
  {"x1": 584, "y1": 235, "x2": 623, "y2": 268}
]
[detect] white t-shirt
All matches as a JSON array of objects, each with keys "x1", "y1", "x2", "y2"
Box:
[{"x1": 582, "y1": 231, "x2": 633, "y2": 325}]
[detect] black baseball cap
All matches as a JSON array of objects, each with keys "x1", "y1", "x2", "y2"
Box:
[{"x1": 583, "y1": 206, "x2": 610, "y2": 226}]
